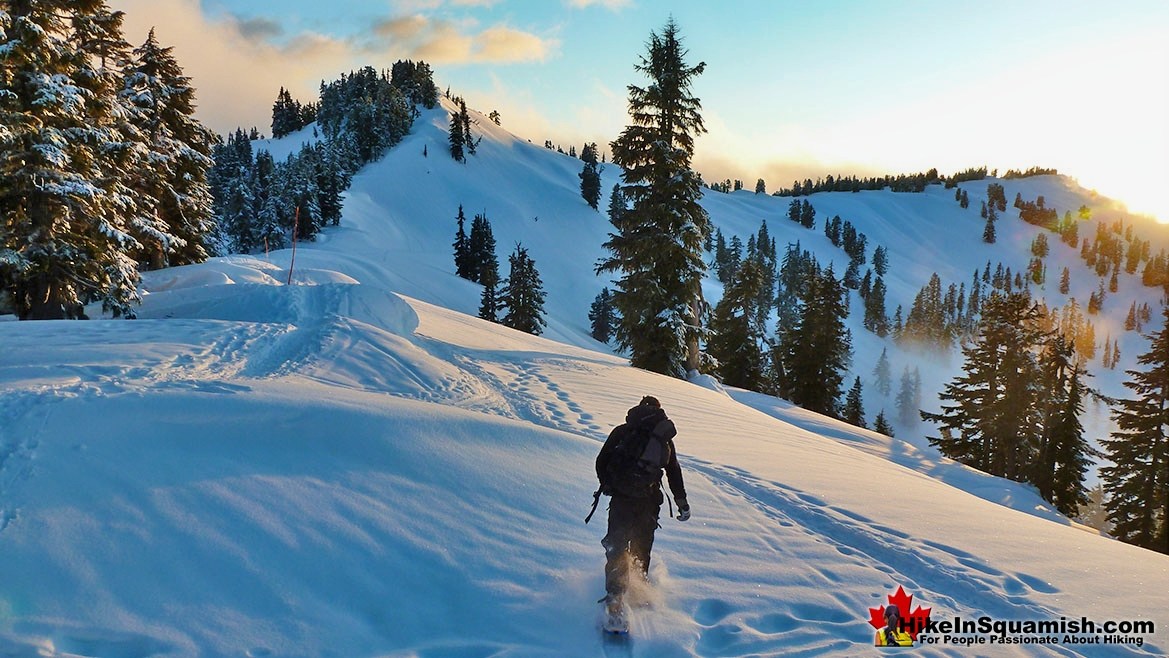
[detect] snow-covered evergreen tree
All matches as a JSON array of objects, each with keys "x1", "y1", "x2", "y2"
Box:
[
  {"x1": 1, "y1": 1, "x2": 143, "y2": 318},
  {"x1": 598, "y1": 18, "x2": 710, "y2": 377},
  {"x1": 122, "y1": 28, "x2": 216, "y2": 268}
]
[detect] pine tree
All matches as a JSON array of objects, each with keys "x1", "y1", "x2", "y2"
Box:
[
  {"x1": 1032, "y1": 335, "x2": 1092, "y2": 516},
  {"x1": 122, "y1": 28, "x2": 216, "y2": 269},
  {"x1": 800, "y1": 199, "x2": 815, "y2": 229},
  {"x1": 453, "y1": 205, "x2": 472, "y2": 279},
  {"x1": 982, "y1": 204, "x2": 997, "y2": 243},
  {"x1": 467, "y1": 212, "x2": 497, "y2": 285},
  {"x1": 1101, "y1": 306, "x2": 1169, "y2": 553},
  {"x1": 1, "y1": 1, "x2": 144, "y2": 319},
  {"x1": 579, "y1": 142, "x2": 602, "y2": 210},
  {"x1": 459, "y1": 98, "x2": 475, "y2": 156},
  {"x1": 863, "y1": 276, "x2": 890, "y2": 337},
  {"x1": 599, "y1": 19, "x2": 710, "y2": 377},
  {"x1": 874, "y1": 410, "x2": 894, "y2": 437},
  {"x1": 775, "y1": 264, "x2": 851, "y2": 416},
  {"x1": 213, "y1": 130, "x2": 259, "y2": 253},
  {"x1": 755, "y1": 178, "x2": 766, "y2": 194},
  {"x1": 589, "y1": 288, "x2": 617, "y2": 343},
  {"x1": 271, "y1": 87, "x2": 301, "y2": 138},
  {"x1": 873, "y1": 347, "x2": 892, "y2": 396},
  {"x1": 448, "y1": 107, "x2": 466, "y2": 163},
  {"x1": 896, "y1": 366, "x2": 920, "y2": 426},
  {"x1": 500, "y1": 244, "x2": 547, "y2": 335},
  {"x1": 708, "y1": 258, "x2": 767, "y2": 390},
  {"x1": 843, "y1": 377, "x2": 866, "y2": 428},
  {"x1": 478, "y1": 266, "x2": 500, "y2": 323},
  {"x1": 872, "y1": 245, "x2": 889, "y2": 277},
  {"x1": 923, "y1": 292, "x2": 1045, "y2": 482},
  {"x1": 606, "y1": 184, "x2": 626, "y2": 225}
]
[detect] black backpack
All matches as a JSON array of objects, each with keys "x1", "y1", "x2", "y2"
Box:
[{"x1": 605, "y1": 416, "x2": 676, "y2": 498}]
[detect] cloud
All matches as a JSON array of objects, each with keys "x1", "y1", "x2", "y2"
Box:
[
  {"x1": 566, "y1": 0, "x2": 631, "y2": 10},
  {"x1": 476, "y1": 25, "x2": 554, "y2": 62},
  {"x1": 109, "y1": 0, "x2": 557, "y2": 135},
  {"x1": 366, "y1": 15, "x2": 555, "y2": 63},
  {"x1": 234, "y1": 16, "x2": 283, "y2": 40}
]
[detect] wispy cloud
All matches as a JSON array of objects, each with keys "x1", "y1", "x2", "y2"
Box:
[
  {"x1": 566, "y1": 0, "x2": 631, "y2": 10},
  {"x1": 110, "y1": 0, "x2": 557, "y2": 134},
  {"x1": 366, "y1": 15, "x2": 555, "y2": 63},
  {"x1": 234, "y1": 16, "x2": 283, "y2": 40}
]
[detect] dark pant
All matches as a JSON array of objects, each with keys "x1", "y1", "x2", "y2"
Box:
[{"x1": 602, "y1": 494, "x2": 660, "y2": 598}]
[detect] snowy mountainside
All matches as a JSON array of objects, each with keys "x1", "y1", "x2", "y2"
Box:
[
  {"x1": 0, "y1": 98, "x2": 1166, "y2": 656},
  {"x1": 259, "y1": 97, "x2": 1166, "y2": 453}
]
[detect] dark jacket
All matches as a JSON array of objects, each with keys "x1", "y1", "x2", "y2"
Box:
[{"x1": 596, "y1": 403, "x2": 687, "y2": 506}]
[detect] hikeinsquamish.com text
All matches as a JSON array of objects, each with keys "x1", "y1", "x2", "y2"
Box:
[{"x1": 911, "y1": 616, "x2": 1155, "y2": 648}]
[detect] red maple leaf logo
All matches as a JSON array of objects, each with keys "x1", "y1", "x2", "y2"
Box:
[{"x1": 867, "y1": 586, "x2": 932, "y2": 641}]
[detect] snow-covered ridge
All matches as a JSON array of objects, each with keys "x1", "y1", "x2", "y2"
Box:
[{"x1": 0, "y1": 99, "x2": 1165, "y2": 656}]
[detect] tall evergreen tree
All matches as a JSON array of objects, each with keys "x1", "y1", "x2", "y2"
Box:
[
  {"x1": 453, "y1": 205, "x2": 472, "y2": 279},
  {"x1": 1101, "y1": 306, "x2": 1169, "y2": 553},
  {"x1": 467, "y1": 212, "x2": 497, "y2": 285},
  {"x1": 982, "y1": 204, "x2": 998, "y2": 243},
  {"x1": 775, "y1": 264, "x2": 851, "y2": 416},
  {"x1": 213, "y1": 130, "x2": 259, "y2": 253},
  {"x1": 863, "y1": 276, "x2": 890, "y2": 336},
  {"x1": 589, "y1": 287, "x2": 617, "y2": 343},
  {"x1": 448, "y1": 106, "x2": 466, "y2": 163},
  {"x1": 1033, "y1": 335, "x2": 1093, "y2": 516},
  {"x1": 598, "y1": 19, "x2": 710, "y2": 377},
  {"x1": 923, "y1": 292, "x2": 1045, "y2": 482},
  {"x1": 122, "y1": 28, "x2": 217, "y2": 269},
  {"x1": 472, "y1": 213, "x2": 500, "y2": 323},
  {"x1": 874, "y1": 410, "x2": 894, "y2": 437},
  {"x1": 500, "y1": 244, "x2": 547, "y2": 335},
  {"x1": 579, "y1": 142, "x2": 602, "y2": 210},
  {"x1": 843, "y1": 377, "x2": 867, "y2": 428},
  {"x1": 707, "y1": 257, "x2": 767, "y2": 390},
  {"x1": 873, "y1": 347, "x2": 892, "y2": 396},
  {"x1": 872, "y1": 245, "x2": 889, "y2": 277},
  {"x1": 896, "y1": 366, "x2": 921, "y2": 426},
  {"x1": 271, "y1": 87, "x2": 300, "y2": 138},
  {"x1": 478, "y1": 266, "x2": 500, "y2": 323},
  {"x1": 1, "y1": 1, "x2": 144, "y2": 318},
  {"x1": 606, "y1": 184, "x2": 626, "y2": 225},
  {"x1": 459, "y1": 98, "x2": 476, "y2": 156}
]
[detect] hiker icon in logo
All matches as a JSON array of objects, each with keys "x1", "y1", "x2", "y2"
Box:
[
  {"x1": 868, "y1": 586, "x2": 930, "y2": 647},
  {"x1": 875, "y1": 604, "x2": 914, "y2": 647}
]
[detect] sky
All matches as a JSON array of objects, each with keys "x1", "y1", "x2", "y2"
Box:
[{"x1": 109, "y1": 0, "x2": 1169, "y2": 223}]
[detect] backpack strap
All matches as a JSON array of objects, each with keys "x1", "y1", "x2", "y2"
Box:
[{"x1": 584, "y1": 488, "x2": 602, "y2": 524}]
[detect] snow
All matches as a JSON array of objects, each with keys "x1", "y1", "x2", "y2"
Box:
[{"x1": 0, "y1": 98, "x2": 1166, "y2": 656}]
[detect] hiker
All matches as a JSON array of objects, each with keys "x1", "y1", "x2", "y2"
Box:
[{"x1": 594, "y1": 395, "x2": 689, "y2": 613}]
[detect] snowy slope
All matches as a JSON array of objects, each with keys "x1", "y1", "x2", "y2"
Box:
[{"x1": 0, "y1": 99, "x2": 1167, "y2": 656}]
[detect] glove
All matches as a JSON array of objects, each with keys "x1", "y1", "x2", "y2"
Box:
[{"x1": 677, "y1": 503, "x2": 691, "y2": 522}]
